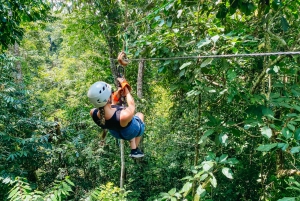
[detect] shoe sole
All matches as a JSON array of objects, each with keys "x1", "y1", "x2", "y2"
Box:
[{"x1": 129, "y1": 154, "x2": 144, "y2": 158}]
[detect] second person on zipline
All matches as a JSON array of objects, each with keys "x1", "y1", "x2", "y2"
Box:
[{"x1": 87, "y1": 78, "x2": 145, "y2": 158}]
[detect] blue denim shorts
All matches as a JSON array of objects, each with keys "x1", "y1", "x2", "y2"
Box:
[{"x1": 108, "y1": 116, "x2": 145, "y2": 140}]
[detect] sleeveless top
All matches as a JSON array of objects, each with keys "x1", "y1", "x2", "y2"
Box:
[{"x1": 92, "y1": 105, "x2": 132, "y2": 130}]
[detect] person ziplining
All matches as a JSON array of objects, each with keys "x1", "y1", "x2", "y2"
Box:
[{"x1": 87, "y1": 52, "x2": 145, "y2": 158}]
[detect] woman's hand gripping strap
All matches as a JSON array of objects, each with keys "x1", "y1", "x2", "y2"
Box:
[
  {"x1": 117, "y1": 78, "x2": 131, "y2": 92},
  {"x1": 112, "y1": 91, "x2": 120, "y2": 102}
]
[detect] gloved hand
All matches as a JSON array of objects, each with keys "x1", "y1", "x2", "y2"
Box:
[
  {"x1": 112, "y1": 90, "x2": 121, "y2": 102},
  {"x1": 117, "y1": 78, "x2": 132, "y2": 92}
]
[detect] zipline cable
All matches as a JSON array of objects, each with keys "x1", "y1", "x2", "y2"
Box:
[{"x1": 109, "y1": 51, "x2": 300, "y2": 62}]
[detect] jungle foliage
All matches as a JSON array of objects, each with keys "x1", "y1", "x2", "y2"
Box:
[{"x1": 1, "y1": 0, "x2": 300, "y2": 201}]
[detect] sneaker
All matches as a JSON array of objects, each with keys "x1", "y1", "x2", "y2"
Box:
[{"x1": 129, "y1": 148, "x2": 144, "y2": 158}]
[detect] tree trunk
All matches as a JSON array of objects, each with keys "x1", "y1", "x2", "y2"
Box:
[
  {"x1": 192, "y1": 94, "x2": 201, "y2": 196},
  {"x1": 137, "y1": 60, "x2": 145, "y2": 154},
  {"x1": 120, "y1": 139, "x2": 125, "y2": 188},
  {"x1": 137, "y1": 60, "x2": 145, "y2": 98}
]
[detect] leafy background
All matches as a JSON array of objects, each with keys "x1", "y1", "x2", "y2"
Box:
[{"x1": 0, "y1": 0, "x2": 300, "y2": 200}]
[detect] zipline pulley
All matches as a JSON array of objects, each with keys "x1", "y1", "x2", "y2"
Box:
[{"x1": 116, "y1": 51, "x2": 130, "y2": 106}]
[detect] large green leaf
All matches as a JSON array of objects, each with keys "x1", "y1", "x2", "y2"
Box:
[
  {"x1": 194, "y1": 185, "x2": 206, "y2": 201},
  {"x1": 219, "y1": 154, "x2": 228, "y2": 163},
  {"x1": 282, "y1": 127, "x2": 293, "y2": 139},
  {"x1": 200, "y1": 58, "x2": 213, "y2": 68},
  {"x1": 222, "y1": 167, "x2": 234, "y2": 179},
  {"x1": 179, "y1": 62, "x2": 192, "y2": 70},
  {"x1": 202, "y1": 161, "x2": 214, "y2": 172},
  {"x1": 277, "y1": 143, "x2": 289, "y2": 151},
  {"x1": 281, "y1": 17, "x2": 289, "y2": 31},
  {"x1": 227, "y1": 69, "x2": 237, "y2": 81},
  {"x1": 260, "y1": 126, "x2": 272, "y2": 139},
  {"x1": 168, "y1": 188, "x2": 176, "y2": 196},
  {"x1": 181, "y1": 182, "x2": 192, "y2": 197},
  {"x1": 295, "y1": 128, "x2": 300, "y2": 140},
  {"x1": 277, "y1": 198, "x2": 295, "y2": 201},
  {"x1": 197, "y1": 38, "x2": 211, "y2": 48},
  {"x1": 256, "y1": 143, "x2": 278, "y2": 152},
  {"x1": 262, "y1": 107, "x2": 275, "y2": 119},
  {"x1": 209, "y1": 173, "x2": 217, "y2": 188},
  {"x1": 290, "y1": 147, "x2": 300, "y2": 154}
]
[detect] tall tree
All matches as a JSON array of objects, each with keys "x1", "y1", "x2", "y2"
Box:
[{"x1": 0, "y1": 0, "x2": 50, "y2": 51}]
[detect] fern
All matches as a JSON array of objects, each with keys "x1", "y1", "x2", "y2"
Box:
[
  {"x1": 43, "y1": 176, "x2": 74, "y2": 201},
  {"x1": 6, "y1": 176, "x2": 74, "y2": 201},
  {"x1": 7, "y1": 177, "x2": 43, "y2": 201}
]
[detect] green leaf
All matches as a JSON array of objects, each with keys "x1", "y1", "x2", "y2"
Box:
[
  {"x1": 158, "y1": 19, "x2": 165, "y2": 27},
  {"x1": 167, "y1": 17, "x2": 172, "y2": 27},
  {"x1": 179, "y1": 69, "x2": 185, "y2": 77},
  {"x1": 286, "y1": 113, "x2": 298, "y2": 117},
  {"x1": 277, "y1": 198, "x2": 295, "y2": 201},
  {"x1": 260, "y1": 126, "x2": 272, "y2": 139},
  {"x1": 197, "y1": 38, "x2": 211, "y2": 48},
  {"x1": 219, "y1": 133, "x2": 228, "y2": 145},
  {"x1": 202, "y1": 161, "x2": 214, "y2": 171},
  {"x1": 168, "y1": 188, "x2": 176, "y2": 196},
  {"x1": 219, "y1": 154, "x2": 228, "y2": 163},
  {"x1": 277, "y1": 143, "x2": 289, "y2": 151},
  {"x1": 282, "y1": 127, "x2": 293, "y2": 139},
  {"x1": 200, "y1": 58, "x2": 213, "y2": 68},
  {"x1": 287, "y1": 123, "x2": 295, "y2": 131},
  {"x1": 291, "y1": 89, "x2": 300, "y2": 97},
  {"x1": 286, "y1": 187, "x2": 300, "y2": 192},
  {"x1": 204, "y1": 129, "x2": 214, "y2": 137},
  {"x1": 222, "y1": 167, "x2": 234, "y2": 179},
  {"x1": 206, "y1": 151, "x2": 216, "y2": 160},
  {"x1": 65, "y1": 177, "x2": 74, "y2": 186},
  {"x1": 262, "y1": 107, "x2": 274, "y2": 118},
  {"x1": 295, "y1": 128, "x2": 300, "y2": 140},
  {"x1": 226, "y1": 158, "x2": 239, "y2": 165},
  {"x1": 227, "y1": 69, "x2": 236, "y2": 81},
  {"x1": 158, "y1": 66, "x2": 166, "y2": 73},
  {"x1": 195, "y1": 185, "x2": 206, "y2": 199},
  {"x1": 290, "y1": 146, "x2": 300, "y2": 154},
  {"x1": 199, "y1": 129, "x2": 215, "y2": 144},
  {"x1": 256, "y1": 143, "x2": 278, "y2": 152},
  {"x1": 211, "y1": 35, "x2": 220, "y2": 43},
  {"x1": 179, "y1": 62, "x2": 192, "y2": 70},
  {"x1": 181, "y1": 182, "x2": 192, "y2": 197},
  {"x1": 160, "y1": 192, "x2": 170, "y2": 198},
  {"x1": 291, "y1": 104, "x2": 300, "y2": 112},
  {"x1": 200, "y1": 173, "x2": 208, "y2": 181},
  {"x1": 8, "y1": 186, "x2": 19, "y2": 199},
  {"x1": 281, "y1": 17, "x2": 289, "y2": 32},
  {"x1": 177, "y1": 9, "x2": 183, "y2": 18},
  {"x1": 209, "y1": 173, "x2": 217, "y2": 188}
]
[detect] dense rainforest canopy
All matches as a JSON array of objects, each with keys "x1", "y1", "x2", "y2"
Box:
[{"x1": 1, "y1": 0, "x2": 300, "y2": 200}]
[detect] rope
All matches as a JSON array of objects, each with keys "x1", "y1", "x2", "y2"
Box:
[{"x1": 110, "y1": 51, "x2": 300, "y2": 62}]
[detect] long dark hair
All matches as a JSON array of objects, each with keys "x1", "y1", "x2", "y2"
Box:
[
  {"x1": 98, "y1": 107, "x2": 105, "y2": 126},
  {"x1": 98, "y1": 94, "x2": 112, "y2": 126}
]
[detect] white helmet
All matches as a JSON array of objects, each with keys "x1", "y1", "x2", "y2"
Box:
[{"x1": 87, "y1": 81, "x2": 112, "y2": 108}]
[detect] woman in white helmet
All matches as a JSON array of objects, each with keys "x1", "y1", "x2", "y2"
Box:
[{"x1": 87, "y1": 78, "x2": 145, "y2": 158}]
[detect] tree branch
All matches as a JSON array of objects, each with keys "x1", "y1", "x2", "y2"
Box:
[
  {"x1": 250, "y1": 56, "x2": 285, "y2": 94},
  {"x1": 277, "y1": 169, "x2": 300, "y2": 178}
]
